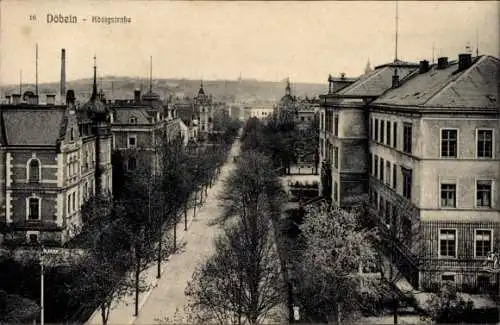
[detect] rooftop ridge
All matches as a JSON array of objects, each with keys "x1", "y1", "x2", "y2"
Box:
[{"x1": 424, "y1": 55, "x2": 485, "y2": 107}]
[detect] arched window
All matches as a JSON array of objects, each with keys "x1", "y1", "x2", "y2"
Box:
[
  {"x1": 27, "y1": 197, "x2": 41, "y2": 220},
  {"x1": 28, "y1": 159, "x2": 41, "y2": 182},
  {"x1": 127, "y1": 157, "x2": 137, "y2": 171},
  {"x1": 129, "y1": 117, "x2": 137, "y2": 124}
]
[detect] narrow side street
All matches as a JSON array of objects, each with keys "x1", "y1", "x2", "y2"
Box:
[{"x1": 87, "y1": 140, "x2": 240, "y2": 325}]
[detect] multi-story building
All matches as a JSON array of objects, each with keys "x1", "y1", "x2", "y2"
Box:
[
  {"x1": 245, "y1": 103, "x2": 275, "y2": 120},
  {"x1": 318, "y1": 60, "x2": 418, "y2": 201},
  {"x1": 319, "y1": 53, "x2": 500, "y2": 291},
  {"x1": 0, "y1": 60, "x2": 113, "y2": 246},
  {"x1": 110, "y1": 89, "x2": 188, "y2": 174}
]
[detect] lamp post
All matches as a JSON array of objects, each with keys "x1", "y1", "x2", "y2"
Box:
[{"x1": 39, "y1": 245, "x2": 59, "y2": 325}]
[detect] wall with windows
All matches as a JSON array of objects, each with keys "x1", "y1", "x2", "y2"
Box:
[
  {"x1": 421, "y1": 118, "x2": 499, "y2": 159},
  {"x1": 419, "y1": 117, "x2": 499, "y2": 213},
  {"x1": 420, "y1": 220, "x2": 500, "y2": 291},
  {"x1": 113, "y1": 130, "x2": 153, "y2": 150},
  {"x1": 10, "y1": 192, "x2": 57, "y2": 224},
  {"x1": 369, "y1": 112, "x2": 423, "y2": 208}
]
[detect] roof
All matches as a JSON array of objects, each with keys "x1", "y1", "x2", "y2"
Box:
[
  {"x1": 373, "y1": 55, "x2": 500, "y2": 110},
  {"x1": 1, "y1": 108, "x2": 65, "y2": 146},
  {"x1": 142, "y1": 91, "x2": 161, "y2": 101},
  {"x1": 336, "y1": 63, "x2": 418, "y2": 97},
  {"x1": 82, "y1": 97, "x2": 107, "y2": 115},
  {"x1": 113, "y1": 107, "x2": 155, "y2": 124}
]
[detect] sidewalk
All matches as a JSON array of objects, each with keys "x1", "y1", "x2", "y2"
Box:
[{"x1": 86, "y1": 142, "x2": 240, "y2": 325}]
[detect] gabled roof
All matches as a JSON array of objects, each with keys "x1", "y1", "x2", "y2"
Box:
[
  {"x1": 113, "y1": 107, "x2": 154, "y2": 124},
  {"x1": 1, "y1": 108, "x2": 66, "y2": 146},
  {"x1": 372, "y1": 55, "x2": 499, "y2": 110},
  {"x1": 336, "y1": 63, "x2": 418, "y2": 98}
]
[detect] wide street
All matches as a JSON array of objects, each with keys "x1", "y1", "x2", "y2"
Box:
[{"x1": 87, "y1": 139, "x2": 240, "y2": 325}]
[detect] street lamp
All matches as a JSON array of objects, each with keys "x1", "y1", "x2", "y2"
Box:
[{"x1": 39, "y1": 245, "x2": 59, "y2": 325}]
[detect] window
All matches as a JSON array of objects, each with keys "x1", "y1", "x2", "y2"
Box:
[
  {"x1": 333, "y1": 181, "x2": 338, "y2": 202},
  {"x1": 440, "y1": 183, "x2": 457, "y2": 208},
  {"x1": 477, "y1": 129, "x2": 493, "y2": 158},
  {"x1": 67, "y1": 194, "x2": 71, "y2": 214},
  {"x1": 392, "y1": 164, "x2": 397, "y2": 189},
  {"x1": 475, "y1": 230, "x2": 492, "y2": 258},
  {"x1": 371, "y1": 154, "x2": 375, "y2": 175},
  {"x1": 380, "y1": 120, "x2": 385, "y2": 143},
  {"x1": 393, "y1": 122, "x2": 398, "y2": 148},
  {"x1": 374, "y1": 155, "x2": 379, "y2": 177},
  {"x1": 403, "y1": 123, "x2": 412, "y2": 153},
  {"x1": 127, "y1": 157, "x2": 137, "y2": 171},
  {"x1": 72, "y1": 192, "x2": 76, "y2": 212},
  {"x1": 84, "y1": 182, "x2": 89, "y2": 200},
  {"x1": 334, "y1": 147, "x2": 339, "y2": 169},
  {"x1": 300, "y1": 116, "x2": 305, "y2": 121},
  {"x1": 386, "y1": 121, "x2": 391, "y2": 145},
  {"x1": 128, "y1": 135, "x2": 137, "y2": 148},
  {"x1": 441, "y1": 129, "x2": 458, "y2": 158},
  {"x1": 385, "y1": 201, "x2": 392, "y2": 227},
  {"x1": 442, "y1": 275, "x2": 455, "y2": 282},
  {"x1": 439, "y1": 229, "x2": 457, "y2": 258},
  {"x1": 370, "y1": 118, "x2": 373, "y2": 140},
  {"x1": 28, "y1": 197, "x2": 40, "y2": 220},
  {"x1": 29, "y1": 233, "x2": 39, "y2": 243},
  {"x1": 374, "y1": 119, "x2": 379, "y2": 141},
  {"x1": 334, "y1": 116, "x2": 339, "y2": 136},
  {"x1": 129, "y1": 117, "x2": 137, "y2": 124},
  {"x1": 476, "y1": 180, "x2": 492, "y2": 208},
  {"x1": 28, "y1": 159, "x2": 40, "y2": 182},
  {"x1": 385, "y1": 161, "x2": 391, "y2": 185},
  {"x1": 402, "y1": 168, "x2": 412, "y2": 199},
  {"x1": 379, "y1": 158, "x2": 384, "y2": 182}
]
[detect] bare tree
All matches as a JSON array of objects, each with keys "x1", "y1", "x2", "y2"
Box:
[
  {"x1": 185, "y1": 217, "x2": 283, "y2": 325},
  {"x1": 184, "y1": 149, "x2": 286, "y2": 325}
]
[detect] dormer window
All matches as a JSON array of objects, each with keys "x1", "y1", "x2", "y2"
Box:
[
  {"x1": 129, "y1": 117, "x2": 137, "y2": 124},
  {"x1": 27, "y1": 158, "x2": 41, "y2": 183}
]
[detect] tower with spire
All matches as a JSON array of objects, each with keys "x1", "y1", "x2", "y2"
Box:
[
  {"x1": 194, "y1": 79, "x2": 213, "y2": 139},
  {"x1": 81, "y1": 56, "x2": 112, "y2": 194},
  {"x1": 365, "y1": 59, "x2": 373, "y2": 74}
]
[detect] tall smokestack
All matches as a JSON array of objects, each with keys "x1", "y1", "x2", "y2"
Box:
[{"x1": 60, "y1": 49, "x2": 66, "y2": 99}]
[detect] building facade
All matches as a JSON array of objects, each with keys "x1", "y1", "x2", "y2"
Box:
[
  {"x1": 0, "y1": 63, "x2": 113, "y2": 246},
  {"x1": 110, "y1": 89, "x2": 188, "y2": 175},
  {"x1": 319, "y1": 54, "x2": 500, "y2": 291}
]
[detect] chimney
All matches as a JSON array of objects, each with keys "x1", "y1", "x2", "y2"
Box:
[
  {"x1": 46, "y1": 94, "x2": 56, "y2": 105},
  {"x1": 437, "y1": 57, "x2": 448, "y2": 69},
  {"x1": 60, "y1": 49, "x2": 66, "y2": 98},
  {"x1": 5, "y1": 95, "x2": 11, "y2": 104},
  {"x1": 134, "y1": 89, "x2": 141, "y2": 103},
  {"x1": 66, "y1": 89, "x2": 76, "y2": 105},
  {"x1": 419, "y1": 60, "x2": 430, "y2": 74},
  {"x1": 458, "y1": 53, "x2": 472, "y2": 71},
  {"x1": 12, "y1": 94, "x2": 21, "y2": 105},
  {"x1": 392, "y1": 73, "x2": 400, "y2": 88}
]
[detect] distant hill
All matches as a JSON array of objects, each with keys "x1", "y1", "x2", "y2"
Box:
[{"x1": 0, "y1": 77, "x2": 328, "y2": 104}]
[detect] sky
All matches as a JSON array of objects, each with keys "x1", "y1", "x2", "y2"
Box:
[{"x1": 0, "y1": 0, "x2": 498, "y2": 85}]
